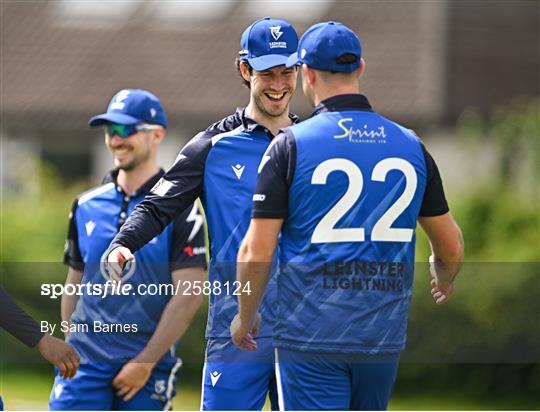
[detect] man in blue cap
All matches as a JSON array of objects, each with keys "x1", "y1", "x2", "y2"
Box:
[
  {"x1": 105, "y1": 19, "x2": 299, "y2": 409},
  {"x1": 50, "y1": 88, "x2": 207, "y2": 410},
  {"x1": 232, "y1": 22, "x2": 464, "y2": 410}
]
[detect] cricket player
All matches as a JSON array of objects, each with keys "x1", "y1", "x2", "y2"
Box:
[
  {"x1": 106, "y1": 18, "x2": 299, "y2": 410},
  {"x1": 231, "y1": 22, "x2": 464, "y2": 410},
  {"x1": 50, "y1": 89, "x2": 207, "y2": 410}
]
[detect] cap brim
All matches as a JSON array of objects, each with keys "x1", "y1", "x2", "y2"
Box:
[
  {"x1": 248, "y1": 54, "x2": 291, "y2": 71},
  {"x1": 286, "y1": 52, "x2": 300, "y2": 68},
  {"x1": 88, "y1": 112, "x2": 140, "y2": 127}
]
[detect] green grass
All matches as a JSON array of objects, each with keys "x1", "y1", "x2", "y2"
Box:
[{"x1": 1, "y1": 371, "x2": 537, "y2": 410}]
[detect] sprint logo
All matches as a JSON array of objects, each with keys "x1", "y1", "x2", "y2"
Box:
[{"x1": 334, "y1": 118, "x2": 387, "y2": 144}]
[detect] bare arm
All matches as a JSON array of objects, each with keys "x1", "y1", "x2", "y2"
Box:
[
  {"x1": 136, "y1": 267, "x2": 205, "y2": 362},
  {"x1": 61, "y1": 268, "x2": 83, "y2": 337},
  {"x1": 231, "y1": 218, "x2": 283, "y2": 350},
  {"x1": 112, "y1": 266, "x2": 205, "y2": 400},
  {"x1": 419, "y1": 212, "x2": 464, "y2": 304}
]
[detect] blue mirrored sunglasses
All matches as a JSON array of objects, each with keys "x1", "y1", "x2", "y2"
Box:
[{"x1": 103, "y1": 123, "x2": 162, "y2": 138}]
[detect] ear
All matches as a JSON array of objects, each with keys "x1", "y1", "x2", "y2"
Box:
[
  {"x1": 152, "y1": 128, "x2": 165, "y2": 145},
  {"x1": 239, "y1": 61, "x2": 252, "y2": 83},
  {"x1": 357, "y1": 58, "x2": 366, "y2": 78},
  {"x1": 302, "y1": 64, "x2": 316, "y2": 85}
]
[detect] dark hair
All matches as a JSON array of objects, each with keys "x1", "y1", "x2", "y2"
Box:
[{"x1": 235, "y1": 57, "x2": 253, "y2": 89}]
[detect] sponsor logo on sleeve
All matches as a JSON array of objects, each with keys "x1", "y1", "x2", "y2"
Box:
[
  {"x1": 152, "y1": 178, "x2": 174, "y2": 197},
  {"x1": 183, "y1": 246, "x2": 206, "y2": 257}
]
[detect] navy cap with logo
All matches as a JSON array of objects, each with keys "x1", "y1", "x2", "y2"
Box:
[
  {"x1": 240, "y1": 17, "x2": 298, "y2": 71},
  {"x1": 88, "y1": 89, "x2": 168, "y2": 128},
  {"x1": 286, "y1": 22, "x2": 362, "y2": 73}
]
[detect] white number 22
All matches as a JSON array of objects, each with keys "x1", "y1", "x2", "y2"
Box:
[{"x1": 311, "y1": 158, "x2": 417, "y2": 243}]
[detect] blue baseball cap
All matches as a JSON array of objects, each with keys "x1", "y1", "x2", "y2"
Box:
[
  {"x1": 239, "y1": 17, "x2": 298, "y2": 71},
  {"x1": 286, "y1": 22, "x2": 362, "y2": 73},
  {"x1": 88, "y1": 89, "x2": 168, "y2": 128}
]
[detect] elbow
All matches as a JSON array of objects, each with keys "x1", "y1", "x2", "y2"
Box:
[
  {"x1": 441, "y1": 227, "x2": 465, "y2": 263},
  {"x1": 237, "y1": 240, "x2": 274, "y2": 263},
  {"x1": 237, "y1": 241, "x2": 250, "y2": 263}
]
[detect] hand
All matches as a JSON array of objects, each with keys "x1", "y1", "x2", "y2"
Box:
[
  {"x1": 112, "y1": 361, "x2": 155, "y2": 401},
  {"x1": 107, "y1": 246, "x2": 134, "y2": 282},
  {"x1": 429, "y1": 255, "x2": 455, "y2": 304},
  {"x1": 230, "y1": 312, "x2": 261, "y2": 351},
  {"x1": 37, "y1": 334, "x2": 80, "y2": 379}
]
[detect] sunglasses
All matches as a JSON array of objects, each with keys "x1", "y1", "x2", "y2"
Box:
[{"x1": 104, "y1": 123, "x2": 162, "y2": 138}]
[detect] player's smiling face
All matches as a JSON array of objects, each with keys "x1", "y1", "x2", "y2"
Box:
[
  {"x1": 249, "y1": 65, "x2": 297, "y2": 118},
  {"x1": 105, "y1": 130, "x2": 152, "y2": 171}
]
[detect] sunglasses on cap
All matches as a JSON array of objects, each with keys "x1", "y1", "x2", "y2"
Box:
[{"x1": 103, "y1": 123, "x2": 163, "y2": 138}]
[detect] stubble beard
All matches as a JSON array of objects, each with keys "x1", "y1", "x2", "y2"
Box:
[{"x1": 253, "y1": 92, "x2": 291, "y2": 119}]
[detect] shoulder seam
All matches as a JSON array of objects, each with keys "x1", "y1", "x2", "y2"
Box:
[
  {"x1": 78, "y1": 182, "x2": 115, "y2": 205},
  {"x1": 211, "y1": 125, "x2": 245, "y2": 146}
]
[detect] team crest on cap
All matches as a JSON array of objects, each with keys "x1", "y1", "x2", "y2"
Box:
[
  {"x1": 269, "y1": 25, "x2": 283, "y2": 41},
  {"x1": 150, "y1": 107, "x2": 157, "y2": 118},
  {"x1": 110, "y1": 90, "x2": 130, "y2": 110}
]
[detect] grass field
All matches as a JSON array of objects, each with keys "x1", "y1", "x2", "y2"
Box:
[{"x1": 1, "y1": 371, "x2": 537, "y2": 410}]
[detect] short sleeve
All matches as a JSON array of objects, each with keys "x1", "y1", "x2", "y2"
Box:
[
  {"x1": 419, "y1": 144, "x2": 450, "y2": 217},
  {"x1": 169, "y1": 202, "x2": 207, "y2": 271},
  {"x1": 251, "y1": 129, "x2": 297, "y2": 219},
  {"x1": 63, "y1": 198, "x2": 84, "y2": 270}
]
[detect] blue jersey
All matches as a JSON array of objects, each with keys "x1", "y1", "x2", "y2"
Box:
[
  {"x1": 110, "y1": 109, "x2": 299, "y2": 338},
  {"x1": 252, "y1": 94, "x2": 449, "y2": 354},
  {"x1": 64, "y1": 169, "x2": 206, "y2": 363}
]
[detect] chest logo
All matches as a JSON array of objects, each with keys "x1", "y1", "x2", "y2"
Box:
[
  {"x1": 85, "y1": 220, "x2": 96, "y2": 236},
  {"x1": 210, "y1": 371, "x2": 222, "y2": 387},
  {"x1": 232, "y1": 164, "x2": 245, "y2": 180}
]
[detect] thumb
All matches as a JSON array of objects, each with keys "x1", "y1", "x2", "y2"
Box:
[{"x1": 121, "y1": 248, "x2": 135, "y2": 262}]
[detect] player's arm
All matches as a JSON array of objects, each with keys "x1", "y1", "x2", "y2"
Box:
[
  {"x1": 107, "y1": 132, "x2": 212, "y2": 279},
  {"x1": 232, "y1": 218, "x2": 283, "y2": 350},
  {"x1": 112, "y1": 266, "x2": 205, "y2": 401},
  {"x1": 231, "y1": 130, "x2": 295, "y2": 350},
  {"x1": 61, "y1": 268, "x2": 83, "y2": 337},
  {"x1": 419, "y1": 213, "x2": 464, "y2": 304},
  {"x1": 418, "y1": 143, "x2": 464, "y2": 304},
  {"x1": 0, "y1": 286, "x2": 80, "y2": 378},
  {"x1": 112, "y1": 203, "x2": 207, "y2": 401},
  {"x1": 62, "y1": 198, "x2": 85, "y2": 336}
]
